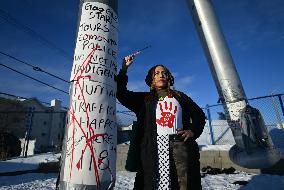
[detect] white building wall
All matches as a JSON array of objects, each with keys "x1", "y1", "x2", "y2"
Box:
[
  {"x1": 21, "y1": 100, "x2": 50, "y2": 152},
  {"x1": 21, "y1": 99, "x2": 66, "y2": 153},
  {"x1": 49, "y1": 99, "x2": 65, "y2": 149}
]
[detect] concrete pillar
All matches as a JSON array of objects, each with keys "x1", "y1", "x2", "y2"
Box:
[{"x1": 58, "y1": 0, "x2": 118, "y2": 189}]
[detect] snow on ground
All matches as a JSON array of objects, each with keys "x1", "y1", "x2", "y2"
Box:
[
  {"x1": 0, "y1": 173, "x2": 57, "y2": 190},
  {"x1": 0, "y1": 171, "x2": 284, "y2": 190},
  {"x1": 0, "y1": 153, "x2": 60, "y2": 173},
  {"x1": 199, "y1": 144, "x2": 232, "y2": 151},
  {"x1": 114, "y1": 171, "x2": 136, "y2": 190},
  {"x1": 201, "y1": 172, "x2": 284, "y2": 190},
  {"x1": 0, "y1": 141, "x2": 284, "y2": 190}
]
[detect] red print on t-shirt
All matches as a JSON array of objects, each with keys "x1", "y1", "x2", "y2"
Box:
[{"x1": 156, "y1": 101, "x2": 177, "y2": 128}]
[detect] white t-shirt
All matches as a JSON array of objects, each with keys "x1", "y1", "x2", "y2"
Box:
[{"x1": 156, "y1": 96, "x2": 183, "y2": 135}]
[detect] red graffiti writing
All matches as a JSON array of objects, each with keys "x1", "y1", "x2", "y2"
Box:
[
  {"x1": 66, "y1": 44, "x2": 115, "y2": 189},
  {"x1": 156, "y1": 101, "x2": 177, "y2": 128}
]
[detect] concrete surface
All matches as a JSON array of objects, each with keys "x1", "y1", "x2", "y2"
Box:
[{"x1": 116, "y1": 144, "x2": 284, "y2": 175}]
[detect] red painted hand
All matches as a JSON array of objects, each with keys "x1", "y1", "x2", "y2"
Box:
[{"x1": 156, "y1": 101, "x2": 177, "y2": 128}]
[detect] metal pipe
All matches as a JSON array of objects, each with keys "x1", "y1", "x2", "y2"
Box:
[
  {"x1": 186, "y1": 0, "x2": 247, "y2": 151},
  {"x1": 186, "y1": 0, "x2": 280, "y2": 168},
  {"x1": 187, "y1": 0, "x2": 247, "y2": 123},
  {"x1": 206, "y1": 105, "x2": 215, "y2": 145}
]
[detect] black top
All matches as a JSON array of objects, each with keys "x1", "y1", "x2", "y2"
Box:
[{"x1": 116, "y1": 69, "x2": 206, "y2": 189}]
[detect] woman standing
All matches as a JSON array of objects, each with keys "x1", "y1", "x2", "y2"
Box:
[{"x1": 116, "y1": 55, "x2": 206, "y2": 190}]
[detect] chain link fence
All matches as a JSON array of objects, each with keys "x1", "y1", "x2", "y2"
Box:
[
  {"x1": 202, "y1": 94, "x2": 284, "y2": 145},
  {"x1": 115, "y1": 94, "x2": 284, "y2": 146},
  {"x1": 1, "y1": 93, "x2": 283, "y2": 157}
]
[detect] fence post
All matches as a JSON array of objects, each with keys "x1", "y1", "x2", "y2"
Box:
[
  {"x1": 271, "y1": 94, "x2": 283, "y2": 129},
  {"x1": 23, "y1": 107, "x2": 34, "y2": 157},
  {"x1": 206, "y1": 104, "x2": 215, "y2": 145},
  {"x1": 278, "y1": 95, "x2": 284, "y2": 129}
]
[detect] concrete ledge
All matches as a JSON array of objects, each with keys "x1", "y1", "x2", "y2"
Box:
[
  {"x1": 117, "y1": 144, "x2": 284, "y2": 175},
  {"x1": 200, "y1": 150, "x2": 261, "y2": 174},
  {"x1": 116, "y1": 144, "x2": 129, "y2": 171}
]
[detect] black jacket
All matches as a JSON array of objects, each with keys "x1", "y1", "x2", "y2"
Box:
[{"x1": 116, "y1": 70, "x2": 206, "y2": 189}]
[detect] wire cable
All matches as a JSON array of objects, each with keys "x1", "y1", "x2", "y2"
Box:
[
  {"x1": 0, "y1": 91, "x2": 132, "y2": 116},
  {"x1": 0, "y1": 51, "x2": 70, "y2": 83},
  {"x1": 0, "y1": 62, "x2": 69, "y2": 94},
  {"x1": 0, "y1": 10, "x2": 126, "y2": 105},
  {"x1": 0, "y1": 9, "x2": 72, "y2": 61}
]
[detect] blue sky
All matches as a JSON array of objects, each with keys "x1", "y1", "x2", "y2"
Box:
[{"x1": 0, "y1": 0, "x2": 283, "y2": 111}]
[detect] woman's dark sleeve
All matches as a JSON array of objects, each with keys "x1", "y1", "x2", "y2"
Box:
[
  {"x1": 116, "y1": 69, "x2": 146, "y2": 114},
  {"x1": 182, "y1": 93, "x2": 206, "y2": 140}
]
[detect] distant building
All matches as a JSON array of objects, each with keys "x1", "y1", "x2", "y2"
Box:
[{"x1": 0, "y1": 93, "x2": 67, "y2": 155}]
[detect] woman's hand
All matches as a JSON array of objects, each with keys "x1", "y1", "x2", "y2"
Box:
[
  {"x1": 177, "y1": 129, "x2": 194, "y2": 142},
  {"x1": 122, "y1": 55, "x2": 134, "y2": 71}
]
